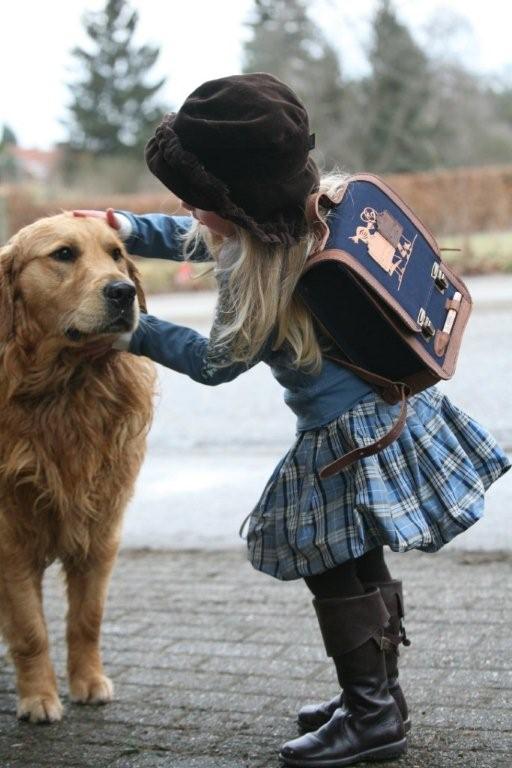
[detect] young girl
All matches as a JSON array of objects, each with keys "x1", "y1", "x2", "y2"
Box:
[{"x1": 80, "y1": 74, "x2": 510, "y2": 767}]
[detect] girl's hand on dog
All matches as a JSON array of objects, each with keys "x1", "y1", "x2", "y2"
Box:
[
  {"x1": 73, "y1": 208, "x2": 120, "y2": 229},
  {"x1": 73, "y1": 209, "x2": 133, "y2": 242}
]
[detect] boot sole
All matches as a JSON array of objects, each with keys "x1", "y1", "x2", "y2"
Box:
[
  {"x1": 298, "y1": 716, "x2": 411, "y2": 735},
  {"x1": 280, "y1": 737, "x2": 408, "y2": 767}
]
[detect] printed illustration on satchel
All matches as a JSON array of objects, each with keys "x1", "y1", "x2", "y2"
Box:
[{"x1": 349, "y1": 207, "x2": 416, "y2": 289}]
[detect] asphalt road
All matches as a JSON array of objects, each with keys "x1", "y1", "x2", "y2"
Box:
[{"x1": 122, "y1": 275, "x2": 512, "y2": 550}]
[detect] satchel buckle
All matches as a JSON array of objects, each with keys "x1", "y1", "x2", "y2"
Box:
[
  {"x1": 431, "y1": 262, "x2": 448, "y2": 292},
  {"x1": 417, "y1": 308, "x2": 436, "y2": 340}
]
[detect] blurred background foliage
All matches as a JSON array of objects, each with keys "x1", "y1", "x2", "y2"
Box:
[
  {"x1": 1, "y1": 0, "x2": 512, "y2": 284},
  {"x1": 243, "y1": 0, "x2": 512, "y2": 172}
]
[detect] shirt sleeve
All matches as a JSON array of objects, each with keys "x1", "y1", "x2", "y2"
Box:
[
  {"x1": 117, "y1": 211, "x2": 213, "y2": 263},
  {"x1": 128, "y1": 313, "x2": 267, "y2": 386}
]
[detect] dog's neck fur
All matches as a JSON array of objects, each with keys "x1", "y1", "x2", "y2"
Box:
[{"x1": 0, "y1": 333, "x2": 117, "y2": 401}]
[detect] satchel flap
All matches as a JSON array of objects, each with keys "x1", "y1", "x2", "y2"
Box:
[
  {"x1": 301, "y1": 174, "x2": 472, "y2": 381},
  {"x1": 323, "y1": 176, "x2": 441, "y2": 328},
  {"x1": 306, "y1": 174, "x2": 471, "y2": 333}
]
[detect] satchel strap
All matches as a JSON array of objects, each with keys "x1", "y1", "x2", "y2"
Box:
[
  {"x1": 305, "y1": 188, "x2": 345, "y2": 254},
  {"x1": 320, "y1": 354, "x2": 410, "y2": 479},
  {"x1": 319, "y1": 383, "x2": 408, "y2": 478}
]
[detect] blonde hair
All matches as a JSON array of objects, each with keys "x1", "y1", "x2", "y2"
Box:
[{"x1": 185, "y1": 171, "x2": 349, "y2": 373}]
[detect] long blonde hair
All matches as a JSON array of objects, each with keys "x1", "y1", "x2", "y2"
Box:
[{"x1": 185, "y1": 171, "x2": 348, "y2": 373}]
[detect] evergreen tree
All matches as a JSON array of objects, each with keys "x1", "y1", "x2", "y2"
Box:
[
  {"x1": 65, "y1": 0, "x2": 166, "y2": 157},
  {"x1": 0, "y1": 125, "x2": 20, "y2": 183},
  {"x1": 1, "y1": 125, "x2": 18, "y2": 148},
  {"x1": 492, "y1": 79, "x2": 512, "y2": 133},
  {"x1": 360, "y1": 0, "x2": 437, "y2": 172},
  {"x1": 243, "y1": 0, "x2": 345, "y2": 168}
]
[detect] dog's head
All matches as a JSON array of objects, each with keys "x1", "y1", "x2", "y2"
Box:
[{"x1": 0, "y1": 213, "x2": 146, "y2": 347}]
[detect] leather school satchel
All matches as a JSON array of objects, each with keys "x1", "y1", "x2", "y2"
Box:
[{"x1": 298, "y1": 173, "x2": 472, "y2": 478}]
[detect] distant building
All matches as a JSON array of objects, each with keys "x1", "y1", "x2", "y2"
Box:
[{"x1": 2, "y1": 146, "x2": 60, "y2": 183}]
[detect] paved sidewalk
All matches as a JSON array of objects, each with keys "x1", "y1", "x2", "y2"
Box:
[{"x1": 1, "y1": 549, "x2": 511, "y2": 768}]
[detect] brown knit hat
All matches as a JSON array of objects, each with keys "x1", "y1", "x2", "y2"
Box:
[{"x1": 145, "y1": 73, "x2": 319, "y2": 245}]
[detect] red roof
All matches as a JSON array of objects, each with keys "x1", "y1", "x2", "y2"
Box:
[{"x1": 8, "y1": 146, "x2": 59, "y2": 180}]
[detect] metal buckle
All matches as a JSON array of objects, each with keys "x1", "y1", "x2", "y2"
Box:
[
  {"x1": 379, "y1": 635, "x2": 395, "y2": 653},
  {"x1": 417, "y1": 308, "x2": 435, "y2": 340},
  {"x1": 422, "y1": 318, "x2": 436, "y2": 339},
  {"x1": 400, "y1": 619, "x2": 412, "y2": 647},
  {"x1": 431, "y1": 262, "x2": 448, "y2": 292}
]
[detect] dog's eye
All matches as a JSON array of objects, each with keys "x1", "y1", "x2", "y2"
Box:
[
  {"x1": 111, "y1": 247, "x2": 123, "y2": 262},
  {"x1": 51, "y1": 246, "x2": 76, "y2": 262}
]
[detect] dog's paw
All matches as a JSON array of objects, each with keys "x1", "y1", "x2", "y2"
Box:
[
  {"x1": 17, "y1": 693, "x2": 63, "y2": 724},
  {"x1": 70, "y1": 674, "x2": 114, "y2": 705}
]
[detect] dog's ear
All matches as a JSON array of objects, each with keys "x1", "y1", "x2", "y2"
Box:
[
  {"x1": 0, "y1": 244, "x2": 16, "y2": 341},
  {"x1": 126, "y1": 256, "x2": 147, "y2": 314}
]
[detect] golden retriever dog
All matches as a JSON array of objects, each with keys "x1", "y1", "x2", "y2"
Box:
[{"x1": 0, "y1": 214, "x2": 155, "y2": 723}]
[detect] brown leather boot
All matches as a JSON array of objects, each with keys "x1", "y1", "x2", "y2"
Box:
[
  {"x1": 297, "y1": 580, "x2": 410, "y2": 734},
  {"x1": 281, "y1": 588, "x2": 407, "y2": 767}
]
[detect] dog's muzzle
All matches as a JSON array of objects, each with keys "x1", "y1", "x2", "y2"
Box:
[{"x1": 65, "y1": 281, "x2": 138, "y2": 341}]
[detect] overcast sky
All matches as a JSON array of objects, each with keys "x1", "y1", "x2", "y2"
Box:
[{"x1": 1, "y1": 0, "x2": 510, "y2": 150}]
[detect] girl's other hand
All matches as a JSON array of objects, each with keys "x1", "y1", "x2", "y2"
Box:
[{"x1": 181, "y1": 203, "x2": 235, "y2": 237}]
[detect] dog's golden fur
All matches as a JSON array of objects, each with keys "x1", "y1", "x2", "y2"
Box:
[{"x1": 0, "y1": 214, "x2": 155, "y2": 722}]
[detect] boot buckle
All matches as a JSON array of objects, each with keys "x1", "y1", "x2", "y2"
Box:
[
  {"x1": 400, "y1": 618, "x2": 411, "y2": 647},
  {"x1": 379, "y1": 635, "x2": 396, "y2": 653}
]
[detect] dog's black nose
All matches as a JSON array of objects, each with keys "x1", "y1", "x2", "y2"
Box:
[{"x1": 103, "y1": 281, "x2": 136, "y2": 308}]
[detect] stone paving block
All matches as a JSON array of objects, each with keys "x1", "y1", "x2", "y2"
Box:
[
  {"x1": 196, "y1": 655, "x2": 323, "y2": 681},
  {"x1": 404, "y1": 749, "x2": 512, "y2": 768},
  {"x1": 101, "y1": 620, "x2": 155, "y2": 637},
  {"x1": 142, "y1": 619, "x2": 250, "y2": 643},
  {"x1": 78, "y1": 701, "x2": 179, "y2": 729},
  {"x1": 102, "y1": 634, "x2": 177, "y2": 653},
  {"x1": 425, "y1": 610, "x2": 509, "y2": 626},
  {"x1": 166, "y1": 639, "x2": 287, "y2": 660},
  {"x1": 104, "y1": 650, "x2": 208, "y2": 673},
  {"x1": 110, "y1": 679, "x2": 281, "y2": 716},
  {"x1": 396, "y1": 626, "x2": 486, "y2": 651},
  {"x1": 111, "y1": 754, "x2": 254, "y2": 768},
  {"x1": 1, "y1": 733, "x2": 121, "y2": 767},
  {"x1": 422, "y1": 683, "x2": 512, "y2": 709},
  {"x1": 275, "y1": 644, "x2": 327, "y2": 664},
  {"x1": 227, "y1": 674, "x2": 330, "y2": 700},
  {"x1": 0, "y1": 693, "x2": 17, "y2": 716},
  {"x1": 109, "y1": 681, "x2": 196, "y2": 707},
  {"x1": 400, "y1": 649, "x2": 512, "y2": 671},
  {"x1": 412, "y1": 725, "x2": 512, "y2": 753},
  {"x1": 414, "y1": 705, "x2": 512, "y2": 731},
  {"x1": 439, "y1": 668, "x2": 512, "y2": 688},
  {"x1": 216, "y1": 732, "x2": 286, "y2": 764}
]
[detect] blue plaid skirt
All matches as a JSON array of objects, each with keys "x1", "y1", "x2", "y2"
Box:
[{"x1": 246, "y1": 387, "x2": 510, "y2": 581}]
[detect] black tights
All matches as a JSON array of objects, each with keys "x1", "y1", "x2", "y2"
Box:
[{"x1": 304, "y1": 546, "x2": 392, "y2": 600}]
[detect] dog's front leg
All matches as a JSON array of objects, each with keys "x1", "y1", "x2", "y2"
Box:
[
  {"x1": 64, "y1": 553, "x2": 116, "y2": 705},
  {"x1": 0, "y1": 563, "x2": 63, "y2": 723}
]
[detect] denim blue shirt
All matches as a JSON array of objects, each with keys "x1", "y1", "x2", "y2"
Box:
[{"x1": 121, "y1": 212, "x2": 372, "y2": 431}]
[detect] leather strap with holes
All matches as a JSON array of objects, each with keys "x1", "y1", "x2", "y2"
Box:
[{"x1": 320, "y1": 355, "x2": 410, "y2": 479}]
